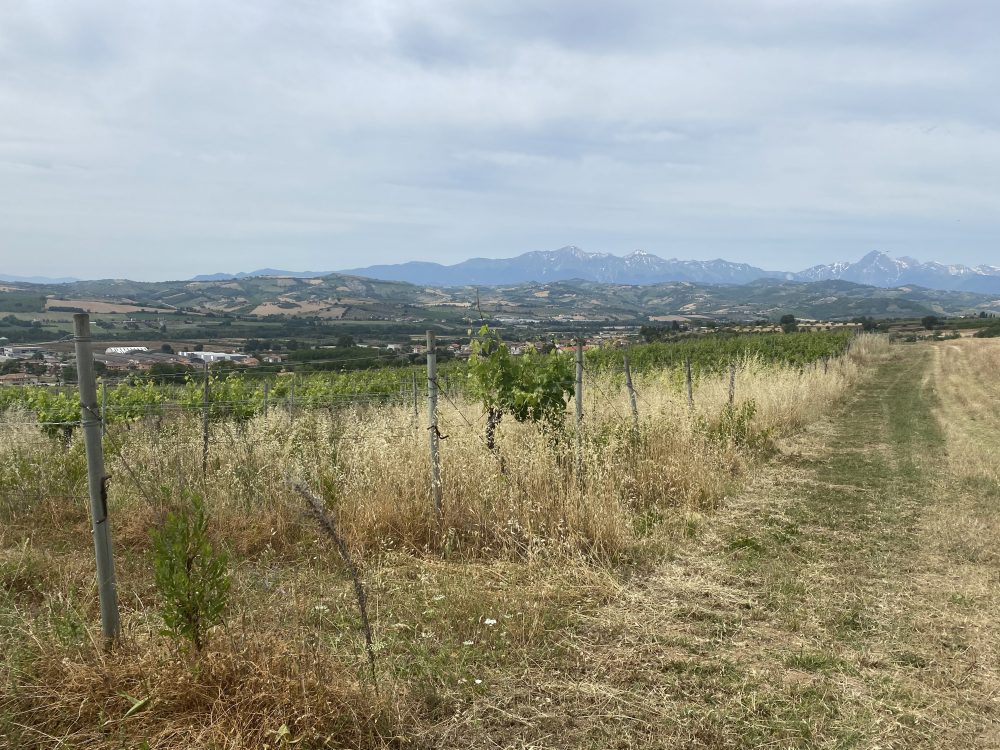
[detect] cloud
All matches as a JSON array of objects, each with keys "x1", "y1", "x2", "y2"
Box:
[{"x1": 0, "y1": 0, "x2": 997, "y2": 278}]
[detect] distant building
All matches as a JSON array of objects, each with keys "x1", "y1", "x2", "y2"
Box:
[
  {"x1": 0, "y1": 372, "x2": 35, "y2": 385},
  {"x1": 177, "y1": 351, "x2": 251, "y2": 364},
  {"x1": 105, "y1": 346, "x2": 149, "y2": 355},
  {"x1": 0, "y1": 345, "x2": 44, "y2": 359}
]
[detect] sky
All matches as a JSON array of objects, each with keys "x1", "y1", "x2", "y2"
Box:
[{"x1": 0, "y1": 0, "x2": 998, "y2": 280}]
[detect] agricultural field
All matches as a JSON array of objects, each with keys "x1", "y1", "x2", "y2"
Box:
[
  {"x1": 3, "y1": 334, "x2": 1000, "y2": 748},
  {"x1": 0, "y1": 332, "x2": 856, "y2": 429}
]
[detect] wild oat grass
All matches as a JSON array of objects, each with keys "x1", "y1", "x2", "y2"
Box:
[
  {"x1": 94, "y1": 337, "x2": 883, "y2": 560},
  {"x1": 0, "y1": 335, "x2": 889, "y2": 748}
]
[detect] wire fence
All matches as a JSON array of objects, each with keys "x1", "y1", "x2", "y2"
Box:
[{"x1": 0, "y1": 334, "x2": 859, "y2": 507}]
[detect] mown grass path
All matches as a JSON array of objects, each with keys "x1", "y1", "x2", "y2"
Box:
[{"x1": 440, "y1": 344, "x2": 1000, "y2": 748}]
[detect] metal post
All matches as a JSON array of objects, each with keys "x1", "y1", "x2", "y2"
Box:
[
  {"x1": 289, "y1": 380, "x2": 296, "y2": 421},
  {"x1": 262, "y1": 380, "x2": 269, "y2": 420},
  {"x1": 73, "y1": 313, "x2": 119, "y2": 644},
  {"x1": 623, "y1": 353, "x2": 639, "y2": 433},
  {"x1": 728, "y1": 363, "x2": 736, "y2": 407},
  {"x1": 575, "y1": 340, "x2": 584, "y2": 476},
  {"x1": 100, "y1": 380, "x2": 107, "y2": 438},
  {"x1": 685, "y1": 357, "x2": 694, "y2": 410},
  {"x1": 202, "y1": 361, "x2": 210, "y2": 477},
  {"x1": 412, "y1": 369, "x2": 419, "y2": 422},
  {"x1": 427, "y1": 331, "x2": 443, "y2": 521}
]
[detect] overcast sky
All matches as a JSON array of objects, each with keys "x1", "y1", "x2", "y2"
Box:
[{"x1": 1, "y1": 0, "x2": 997, "y2": 280}]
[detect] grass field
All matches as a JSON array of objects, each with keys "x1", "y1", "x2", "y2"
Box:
[{"x1": 6, "y1": 336, "x2": 1000, "y2": 748}]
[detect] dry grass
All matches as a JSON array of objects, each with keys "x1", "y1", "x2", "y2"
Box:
[{"x1": 0, "y1": 336, "x2": 892, "y2": 748}]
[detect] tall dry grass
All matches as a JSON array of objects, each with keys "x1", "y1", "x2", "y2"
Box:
[
  {"x1": 926, "y1": 337, "x2": 1000, "y2": 486},
  {"x1": 0, "y1": 334, "x2": 891, "y2": 563},
  {"x1": 0, "y1": 335, "x2": 891, "y2": 748}
]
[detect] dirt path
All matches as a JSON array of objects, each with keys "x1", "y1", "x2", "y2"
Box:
[{"x1": 440, "y1": 344, "x2": 1000, "y2": 748}]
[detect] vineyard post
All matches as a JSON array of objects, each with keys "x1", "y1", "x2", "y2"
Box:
[
  {"x1": 100, "y1": 380, "x2": 107, "y2": 437},
  {"x1": 72, "y1": 313, "x2": 120, "y2": 644},
  {"x1": 685, "y1": 357, "x2": 694, "y2": 410},
  {"x1": 575, "y1": 339, "x2": 584, "y2": 477},
  {"x1": 412, "y1": 369, "x2": 418, "y2": 422},
  {"x1": 728, "y1": 363, "x2": 736, "y2": 406},
  {"x1": 201, "y1": 361, "x2": 210, "y2": 477},
  {"x1": 262, "y1": 380, "x2": 269, "y2": 420},
  {"x1": 623, "y1": 352, "x2": 639, "y2": 433},
  {"x1": 426, "y1": 331, "x2": 443, "y2": 522},
  {"x1": 289, "y1": 380, "x2": 296, "y2": 421}
]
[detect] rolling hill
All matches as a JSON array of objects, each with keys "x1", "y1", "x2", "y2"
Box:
[{"x1": 1, "y1": 273, "x2": 997, "y2": 324}]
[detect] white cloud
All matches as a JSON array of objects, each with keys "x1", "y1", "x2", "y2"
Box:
[{"x1": 0, "y1": 0, "x2": 997, "y2": 278}]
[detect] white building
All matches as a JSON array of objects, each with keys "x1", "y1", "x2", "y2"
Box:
[
  {"x1": 177, "y1": 351, "x2": 249, "y2": 364},
  {"x1": 105, "y1": 346, "x2": 150, "y2": 355}
]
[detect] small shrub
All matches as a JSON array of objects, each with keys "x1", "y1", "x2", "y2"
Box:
[
  {"x1": 150, "y1": 492, "x2": 230, "y2": 652},
  {"x1": 699, "y1": 399, "x2": 772, "y2": 454},
  {"x1": 973, "y1": 324, "x2": 1000, "y2": 338}
]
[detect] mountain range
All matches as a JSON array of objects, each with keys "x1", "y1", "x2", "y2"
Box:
[
  {"x1": 6, "y1": 248, "x2": 1000, "y2": 295},
  {"x1": 338, "y1": 247, "x2": 1000, "y2": 294}
]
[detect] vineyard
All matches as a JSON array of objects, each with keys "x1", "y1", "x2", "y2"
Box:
[
  {"x1": 0, "y1": 331, "x2": 884, "y2": 749},
  {"x1": 0, "y1": 331, "x2": 852, "y2": 432},
  {"x1": 586, "y1": 330, "x2": 851, "y2": 372}
]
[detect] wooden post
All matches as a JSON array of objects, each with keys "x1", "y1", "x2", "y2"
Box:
[
  {"x1": 73, "y1": 314, "x2": 120, "y2": 644},
  {"x1": 202, "y1": 361, "x2": 210, "y2": 477},
  {"x1": 685, "y1": 357, "x2": 694, "y2": 410},
  {"x1": 262, "y1": 380, "x2": 269, "y2": 419},
  {"x1": 623, "y1": 353, "x2": 639, "y2": 433},
  {"x1": 728, "y1": 363, "x2": 736, "y2": 407},
  {"x1": 427, "y1": 332, "x2": 443, "y2": 522},
  {"x1": 288, "y1": 380, "x2": 296, "y2": 421}
]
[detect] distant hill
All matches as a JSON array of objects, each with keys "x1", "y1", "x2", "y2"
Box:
[
  {"x1": 341, "y1": 246, "x2": 1000, "y2": 294},
  {"x1": 0, "y1": 274, "x2": 78, "y2": 284},
  {"x1": 2, "y1": 272, "x2": 996, "y2": 322},
  {"x1": 190, "y1": 269, "x2": 331, "y2": 281}
]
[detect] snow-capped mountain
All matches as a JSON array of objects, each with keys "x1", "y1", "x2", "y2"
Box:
[
  {"x1": 342, "y1": 247, "x2": 1000, "y2": 293},
  {"x1": 793, "y1": 251, "x2": 1000, "y2": 292},
  {"x1": 342, "y1": 246, "x2": 781, "y2": 286}
]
